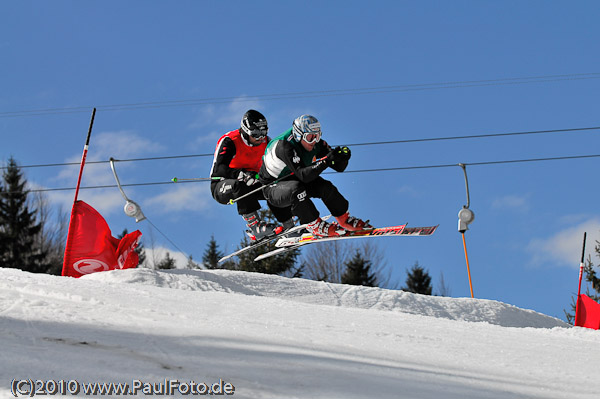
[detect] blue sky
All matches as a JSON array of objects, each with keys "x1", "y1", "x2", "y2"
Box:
[{"x1": 2, "y1": 1, "x2": 600, "y2": 320}]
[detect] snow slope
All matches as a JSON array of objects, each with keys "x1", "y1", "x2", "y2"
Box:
[{"x1": 1, "y1": 267, "x2": 599, "y2": 399}]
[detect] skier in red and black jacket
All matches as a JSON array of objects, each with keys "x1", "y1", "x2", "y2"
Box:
[{"x1": 210, "y1": 110, "x2": 294, "y2": 240}]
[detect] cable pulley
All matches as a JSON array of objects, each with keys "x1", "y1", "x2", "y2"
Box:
[{"x1": 109, "y1": 158, "x2": 146, "y2": 223}]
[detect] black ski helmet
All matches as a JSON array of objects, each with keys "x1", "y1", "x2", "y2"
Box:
[{"x1": 240, "y1": 110, "x2": 268, "y2": 144}]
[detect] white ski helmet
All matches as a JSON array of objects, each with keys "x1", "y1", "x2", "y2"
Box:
[{"x1": 292, "y1": 115, "x2": 322, "y2": 144}]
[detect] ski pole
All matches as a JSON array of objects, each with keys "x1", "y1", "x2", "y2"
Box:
[
  {"x1": 171, "y1": 177, "x2": 219, "y2": 183},
  {"x1": 227, "y1": 171, "x2": 293, "y2": 205},
  {"x1": 226, "y1": 155, "x2": 328, "y2": 205}
]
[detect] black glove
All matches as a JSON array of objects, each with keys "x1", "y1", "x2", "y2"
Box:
[
  {"x1": 326, "y1": 146, "x2": 351, "y2": 166},
  {"x1": 335, "y1": 146, "x2": 351, "y2": 161},
  {"x1": 325, "y1": 149, "x2": 338, "y2": 167},
  {"x1": 237, "y1": 170, "x2": 258, "y2": 186}
]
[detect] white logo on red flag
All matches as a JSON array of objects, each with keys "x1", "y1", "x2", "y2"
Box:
[{"x1": 73, "y1": 259, "x2": 110, "y2": 275}]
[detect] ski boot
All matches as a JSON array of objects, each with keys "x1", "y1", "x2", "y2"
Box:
[
  {"x1": 243, "y1": 212, "x2": 278, "y2": 241},
  {"x1": 335, "y1": 211, "x2": 373, "y2": 232},
  {"x1": 307, "y1": 217, "x2": 346, "y2": 238},
  {"x1": 278, "y1": 218, "x2": 308, "y2": 238}
]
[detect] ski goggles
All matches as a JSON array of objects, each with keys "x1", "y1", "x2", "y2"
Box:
[
  {"x1": 249, "y1": 128, "x2": 267, "y2": 140},
  {"x1": 242, "y1": 125, "x2": 268, "y2": 140},
  {"x1": 302, "y1": 131, "x2": 321, "y2": 144}
]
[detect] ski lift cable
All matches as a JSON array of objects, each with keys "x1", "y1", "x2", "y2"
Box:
[
  {"x1": 14, "y1": 152, "x2": 600, "y2": 194},
  {"x1": 1, "y1": 72, "x2": 599, "y2": 118},
  {"x1": 4, "y1": 125, "x2": 600, "y2": 170}
]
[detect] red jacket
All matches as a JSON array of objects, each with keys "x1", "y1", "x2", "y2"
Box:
[{"x1": 210, "y1": 129, "x2": 268, "y2": 179}]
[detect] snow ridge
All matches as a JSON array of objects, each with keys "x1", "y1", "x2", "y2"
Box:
[{"x1": 84, "y1": 268, "x2": 566, "y2": 328}]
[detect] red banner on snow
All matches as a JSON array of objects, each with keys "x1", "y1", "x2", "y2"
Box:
[
  {"x1": 62, "y1": 201, "x2": 141, "y2": 278},
  {"x1": 575, "y1": 294, "x2": 600, "y2": 330}
]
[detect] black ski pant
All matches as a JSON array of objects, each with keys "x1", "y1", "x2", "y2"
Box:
[
  {"x1": 211, "y1": 179, "x2": 292, "y2": 222},
  {"x1": 262, "y1": 177, "x2": 349, "y2": 224}
]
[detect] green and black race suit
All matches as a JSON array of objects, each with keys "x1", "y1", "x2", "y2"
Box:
[
  {"x1": 258, "y1": 129, "x2": 350, "y2": 224},
  {"x1": 259, "y1": 129, "x2": 347, "y2": 184}
]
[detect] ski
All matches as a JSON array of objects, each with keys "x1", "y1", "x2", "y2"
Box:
[
  {"x1": 218, "y1": 237, "x2": 272, "y2": 264},
  {"x1": 254, "y1": 224, "x2": 438, "y2": 262},
  {"x1": 218, "y1": 215, "x2": 330, "y2": 263},
  {"x1": 253, "y1": 246, "x2": 296, "y2": 261}
]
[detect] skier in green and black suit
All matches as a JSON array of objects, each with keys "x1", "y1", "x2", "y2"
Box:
[{"x1": 259, "y1": 114, "x2": 372, "y2": 237}]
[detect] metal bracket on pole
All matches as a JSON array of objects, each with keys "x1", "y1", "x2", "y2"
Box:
[
  {"x1": 458, "y1": 163, "x2": 475, "y2": 232},
  {"x1": 109, "y1": 158, "x2": 146, "y2": 223},
  {"x1": 458, "y1": 163, "x2": 475, "y2": 298}
]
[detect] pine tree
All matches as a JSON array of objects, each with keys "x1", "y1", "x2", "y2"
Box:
[
  {"x1": 341, "y1": 249, "x2": 377, "y2": 287},
  {"x1": 156, "y1": 252, "x2": 176, "y2": 269},
  {"x1": 31, "y1": 191, "x2": 67, "y2": 275},
  {"x1": 203, "y1": 235, "x2": 223, "y2": 269},
  {"x1": 234, "y1": 234, "x2": 300, "y2": 274},
  {"x1": 303, "y1": 241, "x2": 398, "y2": 287},
  {"x1": 0, "y1": 157, "x2": 49, "y2": 273},
  {"x1": 403, "y1": 261, "x2": 432, "y2": 295}
]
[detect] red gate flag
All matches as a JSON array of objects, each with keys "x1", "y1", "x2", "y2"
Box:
[
  {"x1": 575, "y1": 294, "x2": 600, "y2": 330},
  {"x1": 62, "y1": 200, "x2": 142, "y2": 278}
]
